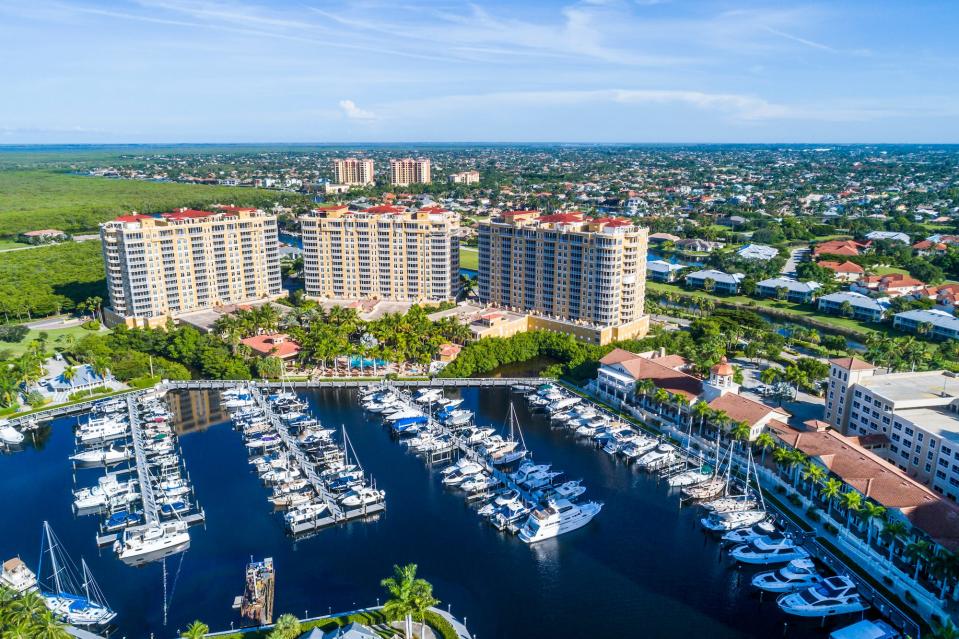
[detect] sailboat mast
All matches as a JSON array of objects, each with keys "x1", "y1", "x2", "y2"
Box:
[
  {"x1": 47, "y1": 522, "x2": 63, "y2": 595},
  {"x1": 82, "y1": 559, "x2": 91, "y2": 600}
]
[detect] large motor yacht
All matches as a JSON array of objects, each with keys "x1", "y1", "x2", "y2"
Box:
[
  {"x1": 777, "y1": 575, "x2": 868, "y2": 617},
  {"x1": 113, "y1": 520, "x2": 191, "y2": 566},
  {"x1": 518, "y1": 499, "x2": 603, "y2": 543},
  {"x1": 751, "y1": 559, "x2": 822, "y2": 593}
]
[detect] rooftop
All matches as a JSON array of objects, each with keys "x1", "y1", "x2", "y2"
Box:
[
  {"x1": 859, "y1": 370, "x2": 959, "y2": 403},
  {"x1": 895, "y1": 407, "x2": 959, "y2": 443}
]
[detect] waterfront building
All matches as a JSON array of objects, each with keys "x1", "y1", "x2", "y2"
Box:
[
  {"x1": 299, "y1": 205, "x2": 459, "y2": 303},
  {"x1": 647, "y1": 259, "x2": 685, "y2": 283},
  {"x1": 100, "y1": 207, "x2": 283, "y2": 327},
  {"x1": 756, "y1": 277, "x2": 821, "y2": 303},
  {"x1": 894, "y1": 309, "x2": 959, "y2": 340},
  {"x1": 817, "y1": 291, "x2": 888, "y2": 322},
  {"x1": 825, "y1": 357, "x2": 959, "y2": 499},
  {"x1": 240, "y1": 333, "x2": 301, "y2": 364},
  {"x1": 332, "y1": 158, "x2": 375, "y2": 186},
  {"x1": 593, "y1": 349, "x2": 788, "y2": 441},
  {"x1": 448, "y1": 170, "x2": 480, "y2": 185},
  {"x1": 684, "y1": 269, "x2": 744, "y2": 294},
  {"x1": 389, "y1": 158, "x2": 431, "y2": 186},
  {"x1": 477, "y1": 211, "x2": 649, "y2": 345}
]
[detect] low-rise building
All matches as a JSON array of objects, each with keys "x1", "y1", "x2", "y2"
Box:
[
  {"x1": 818, "y1": 260, "x2": 865, "y2": 282},
  {"x1": 684, "y1": 269, "x2": 744, "y2": 294},
  {"x1": 646, "y1": 260, "x2": 685, "y2": 283},
  {"x1": 814, "y1": 240, "x2": 868, "y2": 257},
  {"x1": 852, "y1": 273, "x2": 926, "y2": 298},
  {"x1": 756, "y1": 277, "x2": 821, "y2": 303},
  {"x1": 448, "y1": 170, "x2": 480, "y2": 185},
  {"x1": 817, "y1": 291, "x2": 888, "y2": 322},
  {"x1": 736, "y1": 243, "x2": 779, "y2": 261},
  {"x1": 239, "y1": 333, "x2": 301, "y2": 361},
  {"x1": 894, "y1": 309, "x2": 959, "y2": 340},
  {"x1": 18, "y1": 228, "x2": 68, "y2": 244},
  {"x1": 866, "y1": 230, "x2": 911, "y2": 244}
]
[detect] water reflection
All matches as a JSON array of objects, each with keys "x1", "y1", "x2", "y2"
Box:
[{"x1": 167, "y1": 390, "x2": 230, "y2": 435}]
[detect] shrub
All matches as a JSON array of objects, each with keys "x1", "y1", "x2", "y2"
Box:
[
  {"x1": 824, "y1": 522, "x2": 839, "y2": 535},
  {"x1": 68, "y1": 386, "x2": 109, "y2": 401},
  {"x1": 25, "y1": 390, "x2": 47, "y2": 408},
  {"x1": 807, "y1": 508, "x2": 821, "y2": 522},
  {"x1": 775, "y1": 485, "x2": 786, "y2": 494},
  {"x1": 788, "y1": 494, "x2": 802, "y2": 506},
  {"x1": 904, "y1": 590, "x2": 917, "y2": 604},
  {"x1": 81, "y1": 320, "x2": 101, "y2": 330}
]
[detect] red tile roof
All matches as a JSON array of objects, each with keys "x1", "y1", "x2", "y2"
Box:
[
  {"x1": 239, "y1": 333, "x2": 300, "y2": 359},
  {"x1": 829, "y1": 357, "x2": 876, "y2": 371},
  {"x1": 818, "y1": 260, "x2": 865, "y2": 274},
  {"x1": 707, "y1": 393, "x2": 787, "y2": 426},
  {"x1": 364, "y1": 205, "x2": 407, "y2": 214},
  {"x1": 115, "y1": 214, "x2": 153, "y2": 222},
  {"x1": 537, "y1": 212, "x2": 584, "y2": 224}
]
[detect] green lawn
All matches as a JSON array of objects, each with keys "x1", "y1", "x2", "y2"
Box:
[
  {"x1": 646, "y1": 281, "x2": 884, "y2": 337},
  {"x1": 0, "y1": 239, "x2": 28, "y2": 250},
  {"x1": 459, "y1": 246, "x2": 479, "y2": 270},
  {"x1": 872, "y1": 266, "x2": 910, "y2": 276},
  {"x1": 0, "y1": 325, "x2": 101, "y2": 357}
]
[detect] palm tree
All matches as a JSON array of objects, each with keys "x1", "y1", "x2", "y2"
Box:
[
  {"x1": 672, "y1": 393, "x2": 691, "y2": 427},
  {"x1": 382, "y1": 563, "x2": 422, "y2": 638},
  {"x1": 839, "y1": 489, "x2": 862, "y2": 528},
  {"x1": 839, "y1": 300, "x2": 853, "y2": 318},
  {"x1": 183, "y1": 620, "x2": 210, "y2": 639},
  {"x1": 703, "y1": 277, "x2": 716, "y2": 294},
  {"x1": 754, "y1": 432, "x2": 777, "y2": 467},
  {"x1": 731, "y1": 421, "x2": 751, "y2": 448},
  {"x1": 858, "y1": 501, "x2": 886, "y2": 547},
  {"x1": 692, "y1": 401, "x2": 711, "y2": 435},
  {"x1": 269, "y1": 613, "x2": 301, "y2": 639},
  {"x1": 801, "y1": 461, "x2": 826, "y2": 498},
  {"x1": 905, "y1": 539, "x2": 933, "y2": 582},
  {"x1": 62, "y1": 365, "x2": 76, "y2": 383},
  {"x1": 931, "y1": 620, "x2": 959, "y2": 639},
  {"x1": 819, "y1": 478, "x2": 843, "y2": 520},
  {"x1": 9, "y1": 590, "x2": 48, "y2": 626},
  {"x1": 929, "y1": 551, "x2": 959, "y2": 601},
  {"x1": 881, "y1": 520, "x2": 910, "y2": 562},
  {"x1": 410, "y1": 576, "x2": 440, "y2": 639},
  {"x1": 653, "y1": 388, "x2": 671, "y2": 414},
  {"x1": 29, "y1": 611, "x2": 70, "y2": 639}
]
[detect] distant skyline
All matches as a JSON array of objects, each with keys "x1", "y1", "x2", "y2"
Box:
[{"x1": 2, "y1": 1, "x2": 959, "y2": 144}]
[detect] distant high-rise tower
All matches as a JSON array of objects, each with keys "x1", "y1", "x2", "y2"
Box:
[
  {"x1": 389, "y1": 158, "x2": 431, "y2": 186},
  {"x1": 332, "y1": 158, "x2": 375, "y2": 186}
]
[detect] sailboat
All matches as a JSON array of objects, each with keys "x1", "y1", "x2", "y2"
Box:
[
  {"x1": 37, "y1": 521, "x2": 116, "y2": 626},
  {"x1": 490, "y1": 403, "x2": 528, "y2": 466}
]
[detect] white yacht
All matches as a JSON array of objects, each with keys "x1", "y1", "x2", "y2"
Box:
[
  {"x1": 461, "y1": 474, "x2": 499, "y2": 493},
  {"x1": 701, "y1": 509, "x2": 767, "y2": 532},
  {"x1": 636, "y1": 443, "x2": 676, "y2": 469},
  {"x1": 546, "y1": 397, "x2": 581, "y2": 413},
  {"x1": 519, "y1": 470, "x2": 562, "y2": 490},
  {"x1": 752, "y1": 559, "x2": 822, "y2": 593},
  {"x1": 518, "y1": 499, "x2": 602, "y2": 543},
  {"x1": 1, "y1": 557, "x2": 37, "y2": 593},
  {"x1": 114, "y1": 520, "x2": 191, "y2": 565},
  {"x1": 704, "y1": 495, "x2": 759, "y2": 513},
  {"x1": 540, "y1": 480, "x2": 586, "y2": 501},
  {"x1": 777, "y1": 575, "x2": 868, "y2": 617},
  {"x1": 76, "y1": 420, "x2": 127, "y2": 445},
  {"x1": 70, "y1": 445, "x2": 132, "y2": 467},
  {"x1": 339, "y1": 486, "x2": 385, "y2": 508},
  {"x1": 510, "y1": 462, "x2": 551, "y2": 484},
  {"x1": 730, "y1": 536, "x2": 810, "y2": 565},
  {"x1": 619, "y1": 438, "x2": 657, "y2": 460},
  {"x1": 73, "y1": 475, "x2": 138, "y2": 510},
  {"x1": 721, "y1": 520, "x2": 777, "y2": 545},
  {"x1": 284, "y1": 502, "x2": 329, "y2": 527},
  {"x1": 667, "y1": 467, "x2": 712, "y2": 487},
  {"x1": 441, "y1": 461, "x2": 484, "y2": 485},
  {"x1": 0, "y1": 421, "x2": 24, "y2": 445}
]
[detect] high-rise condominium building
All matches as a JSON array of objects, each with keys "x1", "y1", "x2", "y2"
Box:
[
  {"x1": 332, "y1": 158, "x2": 375, "y2": 186},
  {"x1": 100, "y1": 206, "x2": 283, "y2": 327},
  {"x1": 299, "y1": 205, "x2": 459, "y2": 302},
  {"x1": 448, "y1": 170, "x2": 480, "y2": 185},
  {"x1": 389, "y1": 158, "x2": 431, "y2": 186},
  {"x1": 477, "y1": 211, "x2": 649, "y2": 344}
]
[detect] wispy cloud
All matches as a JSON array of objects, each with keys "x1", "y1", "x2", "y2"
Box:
[{"x1": 338, "y1": 100, "x2": 377, "y2": 121}]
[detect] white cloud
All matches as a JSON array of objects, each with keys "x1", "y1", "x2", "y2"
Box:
[{"x1": 338, "y1": 99, "x2": 377, "y2": 121}]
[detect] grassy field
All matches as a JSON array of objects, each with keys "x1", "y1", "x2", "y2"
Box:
[
  {"x1": 0, "y1": 239, "x2": 29, "y2": 250},
  {"x1": 0, "y1": 325, "x2": 100, "y2": 357},
  {"x1": 646, "y1": 281, "x2": 884, "y2": 336},
  {"x1": 0, "y1": 169, "x2": 299, "y2": 237},
  {"x1": 460, "y1": 246, "x2": 479, "y2": 270},
  {"x1": 0, "y1": 241, "x2": 106, "y2": 317}
]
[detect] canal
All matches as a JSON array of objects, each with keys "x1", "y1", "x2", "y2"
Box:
[{"x1": 1, "y1": 388, "x2": 862, "y2": 638}]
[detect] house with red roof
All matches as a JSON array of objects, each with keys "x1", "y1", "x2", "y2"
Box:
[
  {"x1": 813, "y1": 239, "x2": 869, "y2": 257},
  {"x1": 852, "y1": 273, "x2": 926, "y2": 298},
  {"x1": 817, "y1": 260, "x2": 865, "y2": 282},
  {"x1": 239, "y1": 333, "x2": 300, "y2": 361}
]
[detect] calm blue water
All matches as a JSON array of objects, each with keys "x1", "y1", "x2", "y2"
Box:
[
  {"x1": 647, "y1": 249, "x2": 703, "y2": 267},
  {"x1": 347, "y1": 356, "x2": 388, "y2": 368},
  {"x1": 1, "y1": 389, "x2": 855, "y2": 638}
]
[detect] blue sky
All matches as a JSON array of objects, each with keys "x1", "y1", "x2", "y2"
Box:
[{"x1": 2, "y1": 0, "x2": 958, "y2": 143}]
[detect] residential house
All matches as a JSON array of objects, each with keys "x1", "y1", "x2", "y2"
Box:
[
  {"x1": 675, "y1": 238, "x2": 724, "y2": 252},
  {"x1": 813, "y1": 240, "x2": 868, "y2": 258},
  {"x1": 239, "y1": 333, "x2": 301, "y2": 363},
  {"x1": 647, "y1": 232, "x2": 681, "y2": 244},
  {"x1": 865, "y1": 230, "x2": 911, "y2": 244},
  {"x1": 736, "y1": 243, "x2": 779, "y2": 261},
  {"x1": 893, "y1": 309, "x2": 959, "y2": 341},
  {"x1": 756, "y1": 277, "x2": 821, "y2": 303},
  {"x1": 913, "y1": 239, "x2": 949, "y2": 257},
  {"x1": 852, "y1": 273, "x2": 926, "y2": 298},
  {"x1": 18, "y1": 229, "x2": 68, "y2": 244},
  {"x1": 684, "y1": 269, "x2": 744, "y2": 294},
  {"x1": 817, "y1": 291, "x2": 888, "y2": 322},
  {"x1": 920, "y1": 284, "x2": 959, "y2": 311},
  {"x1": 647, "y1": 260, "x2": 685, "y2": 283},
  {"x1": 818, "y1": 260, "x2": 865, "y2": 282}
]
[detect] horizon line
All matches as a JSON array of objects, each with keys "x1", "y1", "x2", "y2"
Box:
[{"x1": 3, "y1": 141, "x2": 959, "y2": 149}]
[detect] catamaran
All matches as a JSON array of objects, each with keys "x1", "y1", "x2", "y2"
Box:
[
  {"x1": 37, "y1": 522, "x2": 116, "y2": 626},
  {"x1": 113, "y1": 520, "x2": 191, "y2": 565}
]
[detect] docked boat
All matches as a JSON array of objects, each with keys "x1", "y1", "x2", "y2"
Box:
[
  {"x1": 636, "y1": 443, "x2": 675, "y2": 469},
  {"x1": 284, "y1": 502, "x2": 329, "y2": 527},
  {"x1": 76, "y1": 419, "x2": 127, "y2": 445},
  {"x1": 104, "y1": 510, "x2": 145, "y2": 532},
  {"x1": 70, "y1": 445, "x2": 132, "y2": 467},
  {"x1": 478, "y1": 490, "x2": 522, "y2": 517},
  {"x1": 518, "y1": 499, "x2": 603, "y2": 543},
  {"x1": 73, "y1": 475, "x2": 138, "y2": 510},
  {"x1": 701, "y1": 509, "x2": 768, "y2": 532},
  {"x1": 441, "y1": 460, "x2": 484, "y2": 485},
  {"x1": 0, "y1": 420, "x2": 24, "y2": 445},
  {"x1": 510, "y1": 461, "x2": 551, "y2": 484},
  {"x1": 683, "y1": 477, "x2": 726, "y2": 501},
  {"x1": 721, "y1": 520, "x2": 777, "y2": 545},
  {"x1": 777, "y1": 576, "x2": 868, "y2": 617},
  {"x1": 519, "y1": 469, "x2": 562, "y2": 490},
  {"x1": 113, "y1": 520, "x2": 191, "y2": 565},
  {"x1": 752, "y1": 559, "x2": 822, "y2": 593},
  {"x1": 461, "y1": 473, "x2": 500, "y2": 494},
  {"x1": 730, "y1": 536, "x2": 810, "y2": 565},
  {"x1": 540, "y1": 479, "x2": 586, "y2": 501},
  {"x1": 666, "y1": 467, "x2": 712, "y2": 487},
  {"x1": 620, "y1": 438, "x2": 657, "y2": 460},
  {"x1": 1, "y1": 557, "x2": 37, "y2": 593},
  {"x1": 38, "y1": 522, "x2": 116, "y2": 625},
  {"x1": 339, "y1": 486, "x2": 385, "y2": 508},
  {"x1": 705, "y1": 495, "x2": 759, "y2": 513}
]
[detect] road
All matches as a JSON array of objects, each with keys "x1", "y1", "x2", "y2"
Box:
[{"x1": 780, "y1": 246, "x2": 809, "y2": 276}]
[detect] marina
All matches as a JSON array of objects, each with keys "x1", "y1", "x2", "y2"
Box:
[{"x1": 0, "y1": 385, "x2": 914, "y2": 638}]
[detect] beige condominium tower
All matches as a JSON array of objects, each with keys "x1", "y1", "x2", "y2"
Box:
[
  {"x1": 477, "y1": 211, "x2": 649, "y2": 344},
  {"x1": 100, "y1": 206, "x2": 283, "y2": 327},
  {"x1": 299, "y1": 204, "x2": 459, "y2": 302},
  {"x1": 332, "y1": 158, "x2": 375, "y2": 186},
  {"x1": 389, "y1": 158, "x2": 431, "y2": 186}
]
